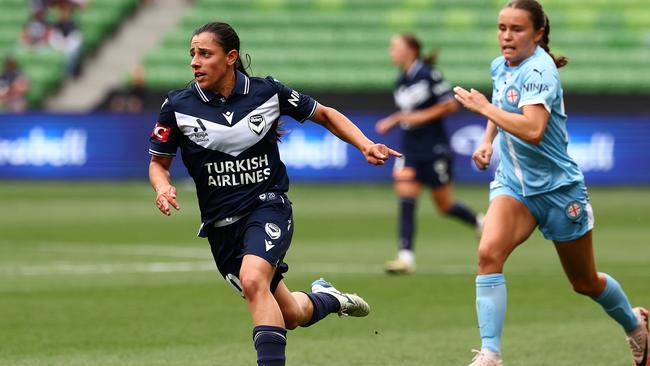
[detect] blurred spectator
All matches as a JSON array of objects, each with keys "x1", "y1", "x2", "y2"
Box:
[
  {"x1": 0, "y1": 57, "x2": 30, "y2": 113},
  {"x1": 49, "y1": 4, "x2": 83, "y2": 76},
  {"x1": 29, "y1": 0, "x2": 48, "y2": 13},
  {"x1": 109, "y1": 65, "x2": 147, "y2": 113},
  {"x1": 21, "y1": 9, "x2": 52, "y2": 49}
]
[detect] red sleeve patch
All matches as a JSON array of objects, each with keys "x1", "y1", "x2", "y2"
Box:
[{"x1": 151, "y1": 122, "x2": 171, "y2": 142}]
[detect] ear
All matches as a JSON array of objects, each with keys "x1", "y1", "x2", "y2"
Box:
[
  {"x1": 533, "y1": 27, "x2": 545, "y2": 44},
  {"x1": 226, "y1": 49, "x2": 239, "y2": 66}
]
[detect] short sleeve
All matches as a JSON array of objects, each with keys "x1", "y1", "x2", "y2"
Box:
[
  {"x1": 267, "y1": 76, "x2": 317, "y2": 122},
  {"x1": 148, "y1": 96, "x2": 181, "y2": 157},
  {"x1": 517, "y1": 66, "x2": 557, "y2": 113},
  {"x1": 429, "y1": 68, "x2": 453, "y2": 101}
]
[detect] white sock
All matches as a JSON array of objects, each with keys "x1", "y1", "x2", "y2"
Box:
[{"x1": 398, "y1": 249, "x2": 414, "y2": 265}]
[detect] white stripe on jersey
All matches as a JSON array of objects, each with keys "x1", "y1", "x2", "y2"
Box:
[
  {"x1": 505, "y1": 134, "x2": 526, "y2": 196},
  {"x1": 244, "y1": 75, "x2": 250, "y2": 94},
  {"x1": 149, "y1": 148, "x2": 176, "y2": 157},
  {"x1": 174, "y1": 94, "x2": 281, "y2": 157},
  {"x1": 194, "y1": 83, "x2": 209, "y2": 102}
]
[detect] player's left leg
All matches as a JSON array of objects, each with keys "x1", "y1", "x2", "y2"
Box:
[
  {"x1": 554, "y1": 232, "x2": 648, "y2": 366},
  {"x1": 274, "y1": 278, "x2": 370, "y2": 330},
  {"x1": 430, "y1": 183, "x2": 482, "y2": 233},
  {"x1": 273, "y1": 281, "x2": 314, "y2": 329}
]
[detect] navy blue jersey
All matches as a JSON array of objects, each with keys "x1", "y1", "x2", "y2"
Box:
[
  {"x1": 393, "y1": 60, "x2": 454, "y2": 160},
  {"x1": 149, "y1": 70, "x2": 317, "y2": 232}
]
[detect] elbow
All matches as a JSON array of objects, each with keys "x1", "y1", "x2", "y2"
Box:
[
  {"x1": 525, "y1": 130, "x2": 545, "y2": 145},
  {"x1": 448, "y1": 99, "x2": 460, "y2": 113}
]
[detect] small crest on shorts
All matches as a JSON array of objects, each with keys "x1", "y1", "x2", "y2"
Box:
[
  {"x1": 565, "y1": 201, "x2": 584, "y2": 221},
  {"x1": 505, "y1": 86, "x2": 520, "y2": 106},
  {"x1": 265, "y1": 222, "x2": 281, "y2": 240}
]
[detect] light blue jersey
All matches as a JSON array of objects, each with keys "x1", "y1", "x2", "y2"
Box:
[{"x1": 490, "y1": 46, "x2": 583, "y2": 197}]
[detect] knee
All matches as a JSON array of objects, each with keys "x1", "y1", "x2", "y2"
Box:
[
  {"x1": 477, "y1": 242, "x2": 506, "y2": 273},
  {"x1": 239, "y1": 272, "x2": 268, "y2": 300}
]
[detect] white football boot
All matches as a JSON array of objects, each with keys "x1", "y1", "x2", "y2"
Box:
[
  {"x1": 627, "y1": 307, "x2": 649, "y2": 366},
  {"x1": 468, "y1": 349, "x2": 503, "y2": 366},
  {"x1": 385, "y1": 249, "x2": 415, "y2": 274},
  {"x1": 311, "y1": 278, "x2": 370, "y2": 317}
]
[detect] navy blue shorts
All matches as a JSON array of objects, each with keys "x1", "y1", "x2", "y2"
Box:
[
  {"x1": 394, "y1": 153, "x2": 453, "y2": 187},
  {"x1": 205, "y1": 193, "x2": 293, "y2": 296}
]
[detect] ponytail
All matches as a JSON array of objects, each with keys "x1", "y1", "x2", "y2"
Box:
[
  {"x1": 236, "y1": 53, "x2": 251, "y2": 77},
  {"x1": 539, "y1": 15, "x2": 568, "y2": 68},
  {"x1": 422, "y1": 50, "x2": 439, "y2": 66}
]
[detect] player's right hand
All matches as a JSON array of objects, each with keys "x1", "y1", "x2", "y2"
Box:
[
  {"x1": 375, "y1": 118, "x2": 393, "y2": 135},
  {"x1": 155, "y1": 185, "x2": 180, "y2": 216},
  {"x1": 375, "y1": 113, "x2": 402, "y2": 135},
  {"x1": 472, "y1": 142, "x2": 493, "y2": 170}
]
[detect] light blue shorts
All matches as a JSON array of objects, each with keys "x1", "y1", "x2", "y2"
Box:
[{"x1": 489, "y1": 181, "x2": 594, "y2": 242}]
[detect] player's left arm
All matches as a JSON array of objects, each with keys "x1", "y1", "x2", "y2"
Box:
[
  {"x1": 400, "y1": 98, "x2": 459, "y2": 128},
  {"x1": 453, "y1": 86, "x2": 549, "y2": 145},
  {"x1": 310, "y1": 104, "x2": 402, "y2": 165}
]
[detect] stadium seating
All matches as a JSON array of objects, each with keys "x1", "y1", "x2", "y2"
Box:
[
  {"x1": 143, "y1": 0, "x2": 650, "y2": 93},
  {"x1": 0, "y1": 0, "x2": 139, "y2": 108}
]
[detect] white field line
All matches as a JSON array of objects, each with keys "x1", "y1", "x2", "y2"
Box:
[
  {"x1": 3, "y1": 261, "x2": 650, "y2": 277},
  {"x1": 41, "y1": 243, "x2": 209, "y2": 259},
  {"x1": 0, "y1": 261, "x2": 477, "y2": 276}
]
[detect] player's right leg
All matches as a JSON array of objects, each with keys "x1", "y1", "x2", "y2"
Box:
[
  {"x1": 240, "y1": 255, "x2": 287, "y2": 366},
  {"x1": 468, "y1": 190, "x2": 537, "y2": 366},
  {"x1": 386, "y1": 158, "x2": 421, "y2": 274}
]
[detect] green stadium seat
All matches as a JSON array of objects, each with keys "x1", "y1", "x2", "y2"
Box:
[{"x1": 141, "y1": 0, "x2": 650, "y2": 93}]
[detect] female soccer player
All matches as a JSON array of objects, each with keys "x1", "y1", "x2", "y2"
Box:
[
  {"x1": 453, "y1": 1, "x2": 648, "y2": 365},
  {"x1": 376, "y1": 34, "x2": 483, "y2": 274},
  {"x1": 148, "y1": 22, "x2": 401, "y2": 366}
]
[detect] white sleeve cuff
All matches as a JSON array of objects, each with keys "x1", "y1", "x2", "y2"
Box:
[{"x1": 518, "y1": 99, "x2": 550, "y2": 113}]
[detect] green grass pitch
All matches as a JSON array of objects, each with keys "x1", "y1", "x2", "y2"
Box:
[{"x1": 1, "y1": 181, "x2": 648, "y2": 365}]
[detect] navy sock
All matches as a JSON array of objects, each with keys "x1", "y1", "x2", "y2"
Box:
[
  {"x1": 446, "y1": 202, "x2": 477, "y2": 226},
  {"x1": 301, "y1": 292, "x2": 340, "y2": 327},
  {"x1": 253, "y1": 325, "x2": 287, "y2": 366},
  {"x1": 399, "y1": 198, "x2": 416, "y2": 251}
]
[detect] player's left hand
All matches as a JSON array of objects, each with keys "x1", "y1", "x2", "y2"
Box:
[
  {"x1": 453, "y1": 86, "x2": 490, "y2": 114},
  {"x1": 363, "y1": 143, "x2": 402, "y2": 165}
]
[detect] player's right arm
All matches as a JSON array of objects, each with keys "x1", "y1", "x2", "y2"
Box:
[
  {"x1": 148, "y1": 95, "x2": 181, "y2": 216},
  {"x1": 149, "y1": 155, "x2": 180, "y2": 216},
  {"x1": 472, "y1": 120, "x2": 497, "y2": 170}
]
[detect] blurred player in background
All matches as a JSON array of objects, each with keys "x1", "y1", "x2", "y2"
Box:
[
  {"x1": 148, "y1": 22, "x2": 400, "y2": 366},
  {"x1": 453, "y1": 1, "x2": 648, "y2": 365},
  {"x1": 376, "y1": 33, "x2": 483, "y2": 274}
]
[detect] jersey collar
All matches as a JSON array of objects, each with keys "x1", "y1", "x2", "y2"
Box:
[
  {"x1": 405, "y1": 59, "x2": 423, "y2": 79},
  {"x1": 192, "y1": 70, "x2": 251, "y2": 103}
]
